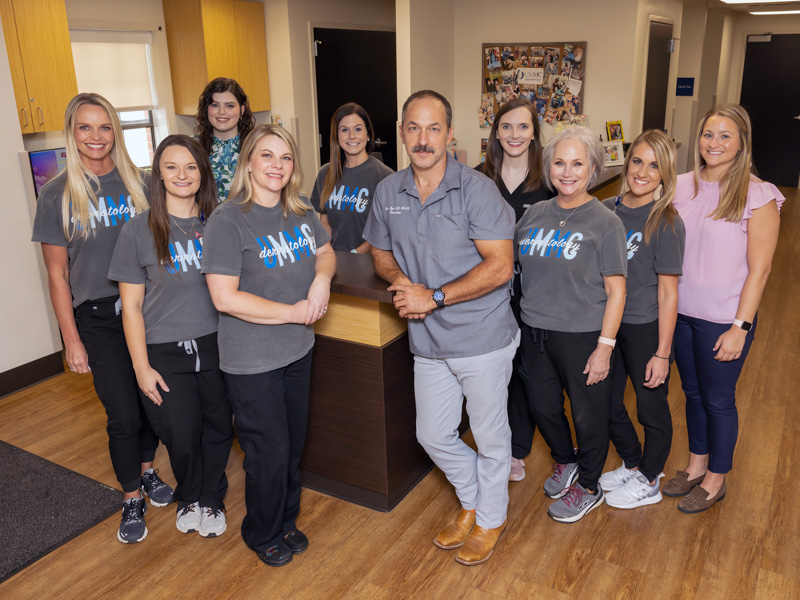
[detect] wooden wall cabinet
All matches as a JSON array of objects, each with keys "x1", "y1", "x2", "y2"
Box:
[
  {"x1": 0, "y1": 0, "x2": 78, "y2": 134},
  {"x1": 163, "y1": 0, "x2": 271, "y2": 116}
]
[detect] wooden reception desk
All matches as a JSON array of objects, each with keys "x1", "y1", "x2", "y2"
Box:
[{"x1": 301, "y1": 251, "x2": 431, "y2": 511}]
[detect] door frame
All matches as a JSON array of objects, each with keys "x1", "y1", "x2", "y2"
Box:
[
  {"x1": 641, "y1": 14, "x2": 676, "y2": 135},
  {"x1": 308, "y1": 22, "x2": 396, "y2": 175}
]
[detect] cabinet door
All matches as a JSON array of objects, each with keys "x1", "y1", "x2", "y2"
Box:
[
  {"x1": 0, "y1": 0, "x2": 34, "y2": 133},
  {"x1": 12, "y1": 0, "x2": 77, "y2": 132},
  {"x1": 233, "y1": 0, "x2": 270, "y2": 112},
  {"x1": 201, "y1": 0, "x2": 239, "y2": 82}
]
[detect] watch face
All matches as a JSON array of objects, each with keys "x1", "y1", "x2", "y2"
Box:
[{"x1": 433, "y1": 290, "x2": 445, "y2": 302}]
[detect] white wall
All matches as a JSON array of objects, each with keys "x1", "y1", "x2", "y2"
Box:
[
  {"x1": 0, "y1": 20, "x2": 62, "y2": 373},
  {"x1": 453, "y1": 0, "x2": 645, "y2": 164}
]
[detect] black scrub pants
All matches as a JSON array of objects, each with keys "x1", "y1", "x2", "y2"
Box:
[
  {"x1": 519, "y1": 325, "x2": 612, "y2": 491},
  {"x1": 74, "y1": 296, "x2": 159, "y2": 493},
  {"x1": 141, "y1": 332, "x2": 233, "y2": 510},
  {"x1": 224, "y1": 350, "x2": 312, "y2": 554},
  {"x1": 607, "y1": 319, "x2": 673, "y2": 483}
]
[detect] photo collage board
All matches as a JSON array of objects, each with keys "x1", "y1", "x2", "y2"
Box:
[{"x1": 480, "y1": 42, "x2": 587, "y2": 129}]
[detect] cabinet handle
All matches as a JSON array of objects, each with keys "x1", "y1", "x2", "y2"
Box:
[
  {"x1": 37, "y1": 106, "x2": 44, "y2": 126},
  {"x1": 21, "y1": 108, "x2": 28, "y2": 126}
]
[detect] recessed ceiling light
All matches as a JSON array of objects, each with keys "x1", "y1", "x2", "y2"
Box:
[
  {"x1": 721, "y1": 0, "x2": 797, "y2": 4},
  {"x1": 750, "y1": 9, "x2": 800, "y2": 13}
]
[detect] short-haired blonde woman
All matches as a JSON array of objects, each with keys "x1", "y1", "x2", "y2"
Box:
[
  {"x1": 32, "y1": 93, "x2": 172, "y2": 544},
  {"x1": 202, "y1": 125, "x2": 336, "y2": 566},
  {"x1": 665, "y1": 104, "x2": 783, "y2": 513},
  {"x1": 598, "y1": 130, "x2": 685, "y2": 509},
  {"x1": 514, "y1": 126, "x2": 627, "y2": 523}
]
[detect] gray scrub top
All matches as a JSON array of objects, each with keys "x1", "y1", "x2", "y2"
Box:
[{"x1": 363, "y1": 155, "x2": 517, "y2": 359}]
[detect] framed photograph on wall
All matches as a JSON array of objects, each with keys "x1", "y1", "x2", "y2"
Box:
[
  {"x1": 603, "y1": 141, "x2": 624, "y2": 167},
  {"x1": 606, "y1": 121, "x2": 624, "y2": 142}
]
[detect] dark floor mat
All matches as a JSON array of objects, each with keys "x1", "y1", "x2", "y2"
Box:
[{"x1": 0, "y1": 440, "x2": 121, "y2": 582}]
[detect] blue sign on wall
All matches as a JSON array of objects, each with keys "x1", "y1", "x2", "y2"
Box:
[{"x1": 676, "y1": 78, "x2": 695, "y2": 96}]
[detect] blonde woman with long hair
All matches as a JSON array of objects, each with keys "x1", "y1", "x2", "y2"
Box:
[
  {"x1": 598, "y1": 130, "x2": 685, "y2": 509},
  {"x1": 32, "y1": 93, "x2": 172, "y2": 544},
  {"x1": 664, "y1": 104, "x2": 783, "y2": 512},
  {"x1": 203, "y1": 125, "x2": 336, "y2": 567}
]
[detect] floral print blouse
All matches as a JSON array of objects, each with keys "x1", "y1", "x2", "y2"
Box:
[{"x1": 210, "y1": 135, "x2": 240, "y2": 202}]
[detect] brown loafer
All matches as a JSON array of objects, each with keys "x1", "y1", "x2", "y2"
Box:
[
  {"x1": 433, "y1": 508, "x2": 476, "y2": 549},
  {"x1": 662, "y1": 470, "x2": 705, "y2": 497},
  {"x1": 678, "y1": 481, "x2": 726, "y2": 514},
  {"x1": 455, "y1": 521, "x2": 506, "y2": 566}
]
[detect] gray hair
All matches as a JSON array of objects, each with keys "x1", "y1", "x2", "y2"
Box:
[{"x1": 542, "y1": 126, "x2": 605, "y2": 190}]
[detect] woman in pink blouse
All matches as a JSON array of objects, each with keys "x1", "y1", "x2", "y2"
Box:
[{"x1": 664, "y1": 104, "x2": 783, "y2": 512}]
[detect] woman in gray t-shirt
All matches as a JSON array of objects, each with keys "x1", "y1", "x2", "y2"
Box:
[
  {"x1": 203, "y1": 125, "x2": 336, "y2": 567},
  {"x1": 599, "y1": 130, "x2": 685, "y2": 510},
  {"x1": 31, "y1": 93, "x2": 172, "y2": 545},
  {"x1": 515, "y1": 127, "x2": 627, "y2": 524},
  {"x1": 109, "y1": 135, "x2": 233, "y2": 540},
  {"x1": 310, "y1": 103, "x2": 393, "y2": 253}
]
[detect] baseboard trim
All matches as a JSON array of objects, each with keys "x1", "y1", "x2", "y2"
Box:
[{"x1": 0, "y1": 352, "x2": 64, "y2": 399}]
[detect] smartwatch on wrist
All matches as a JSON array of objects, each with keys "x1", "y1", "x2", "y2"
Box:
[
  {"x1": 733, "y1": 318, "x2": 752, "y2": 331},
  {"x1": 432, "y1": 288, "x2": 446, "y2": 309}
]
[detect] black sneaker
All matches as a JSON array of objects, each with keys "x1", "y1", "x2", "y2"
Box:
[
  {"x1": 117, "y1": 496, "x2": 148, "y2": 543},
  {"x1": 283, "y1": 529, "x2": 309, "y2": 554},
  {"x1": 141, "y1": 468, "x2": 174, "y2": 507},
  {"x1": 258, "y1": 542, "x2": 293, "y2": 567}
]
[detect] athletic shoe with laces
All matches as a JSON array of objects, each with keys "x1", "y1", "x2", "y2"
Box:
[
  {"x1": 598, "y1": 464, "x2": 638, "y2": 492},
  {"x1": 176, "y1": 503, "x2": 202, "y2": 533},
  {"x1": 605, "y1": 472, "x2": 664, "y2": 509},
  {"x1": 199, "y1": 506, "x2": 227, "y2": 538},
  {"x1": 141, "y1": 468, "x2": 174, "y2": 507},
  {"x1": 547, "y1": 482, "x2": 605, "y2": 523},
  {"x1": 543, "y1": 462, "x2": 579, "y2": 498},
  {"x1": 509, "y1": 457, "x2": 526, "y2": 482},
  {"x1": 117, "y1": 496, "x2": 148, "y2": 543}
]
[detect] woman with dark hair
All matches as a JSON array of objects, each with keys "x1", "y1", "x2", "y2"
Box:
[
  {"x1": 203, "y1": 125, "x2": 336, "y2": 567},
  {"x1": 32, "y1": 93, "x2": 172, "y2": 544},
  {"x1": 665, "y1": 104, "x2": 783, "y2": 512},
  {"x1": 310, "y1": 102, "x2": 393, "y2": 253},
  {"x1": 598, "y1": 130, "x2": 685, "y2": 509},
  {"x1": 479, "y1": 98, "x2": 550, "y2": 483},
  {"x1": 109, "y1": 135, "x2": 233, "y2": 538},
  {"x1": 194, "y1": 77, "x2": 256, "y2": 201}
]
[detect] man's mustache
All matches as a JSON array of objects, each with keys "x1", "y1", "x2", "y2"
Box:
[{"x1": 412, "y1": 145, "x2": 436, "y2": 154}]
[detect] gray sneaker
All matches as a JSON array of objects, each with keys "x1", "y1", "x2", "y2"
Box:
[
  {"x1": 117, "y1": 496, "x2": 148, "y2": 543},
  {"x1": 605, "y1": 472, "x2": 664, "y2": 509},
  {"x1": 543, "y1": 462, "x2": 579, "y2": 499},
  {"x1": 141, "y1": 468, "x2": 174, "y2": 507},
  {"x1": 547, "y1": 482, "x2": 605, "y2": 523}
]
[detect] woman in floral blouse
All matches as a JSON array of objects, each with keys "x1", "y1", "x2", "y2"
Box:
[{"x1": 194, "y1": 78, "x2": 256, "y2": 201}]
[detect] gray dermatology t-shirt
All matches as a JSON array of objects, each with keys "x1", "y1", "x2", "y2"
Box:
[
  {"x1": 201, "y1": 199, "x2": 331, "y2": 375},
  {"x1": 108, "y1": 209, "x2": 219, "y2": 344},
  {"x1": 601, "y1": 197, "x2": 685, "y2": 324},
  {"x1": 310, "y1": 155, "x2": 394, "y2": 251},
  {"x1": 31, "y1": 167, "x2": 149, "y2": 307},
  {"x1": 515, "y1": 198, "x2": 627, "y2": 332}
]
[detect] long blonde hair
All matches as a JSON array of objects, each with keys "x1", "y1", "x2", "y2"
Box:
[
  {"x1": 692, "y1": 103, "x2": 754, "y2": 223},
  {"x1": 61, "y1": 93, "x2": 148, "y2": 240},
  {"x1": 228, "y1": 125, "x2": 309, "y2": 217},
  {"x1": 620, "y1": 130, "x2": 678, "y2": 245}
]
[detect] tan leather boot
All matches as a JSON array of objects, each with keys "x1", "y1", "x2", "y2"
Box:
[
  {"x1": 455, "y1": 520, "x2": 506, "y2": 565},
  {"x1": 433, "y1": 508, "x2": 476, "y2": 549}
]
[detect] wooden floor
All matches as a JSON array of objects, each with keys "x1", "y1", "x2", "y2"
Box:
[{"x1": 1, "y1": 188, "x2": 798, "y2": 600}]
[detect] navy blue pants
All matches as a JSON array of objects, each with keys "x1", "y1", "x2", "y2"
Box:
[
  {"x1": 674, "y1": 314, "x2": 756, "y2": 473},
  {"x1": 75, "y1": 296, "x2": 159, "y2": 493},
  {"x1": 224, "y1": 350, "x2": 312, "y2": 553}
]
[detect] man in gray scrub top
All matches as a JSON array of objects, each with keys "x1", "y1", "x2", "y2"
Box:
[{"x1": 363, "y1": 90, "x2": 519, "y2": 566}]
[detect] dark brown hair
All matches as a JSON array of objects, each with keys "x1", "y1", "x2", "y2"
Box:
[
  {"x1": 149, "y1": 135, "x2": 218, "y2": 271},
  {"x1": 194, "y1": 78, "x2": 255, "y2": 154},
  {"x1": 319, "y1": 103, "x2": 375, "y2": 209},
  {"x1": 481, "y1": 98, "x2": 544, "y2": 193}
]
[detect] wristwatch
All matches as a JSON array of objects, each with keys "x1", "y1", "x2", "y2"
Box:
[
  {"x1": 733, "y1": 318, "x2": 752, "y2": 331},
  {"x1": 432, "y1": 288, "x2": 446, "y2": 309}
]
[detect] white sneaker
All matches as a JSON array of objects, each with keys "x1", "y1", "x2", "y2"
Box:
[
  {"x1": 199, "y1": 506, "x2": 227, "y2": 538},
  {"x1": 509, "y1": 457, "x2": 526, "y2": 482},
  {"x1": 598, "y1": 464, "x2": 638, "y2": 492},
  {"x1": 176, "y1": 503, "x2": 202, "y2": 533},
  {"x1": 605, "y1": 472, "x2": 664, "y2": 509}
]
